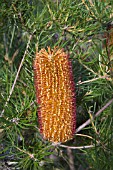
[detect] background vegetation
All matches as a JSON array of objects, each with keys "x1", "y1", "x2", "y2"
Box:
[{"x1": 0, "y1": 0, "x2": 113, "y2": 169}]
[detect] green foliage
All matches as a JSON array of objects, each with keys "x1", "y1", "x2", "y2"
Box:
[{"x1": 0, "y1": 0, "x2": 113, "y2": 169}]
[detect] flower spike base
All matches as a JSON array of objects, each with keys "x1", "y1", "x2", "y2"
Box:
[{"x1": 34, "y1": 47, "x2": 76, "y2": 143}]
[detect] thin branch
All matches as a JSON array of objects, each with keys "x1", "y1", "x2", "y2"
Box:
[
  {"x1": 51, "y1": 141, "x2": 94, "y2": 149},
  {"x1": 60, "y1": 144, "x2": 94, "y2": 149},
  {"x1": 15, "y1": 145, "x2": 35, "y2": 159},
  {"x1": 76, "y1": 133, "x2": 93, "y2": 140},
  {"x1": 67, "y1": 148, "x2": 76, "y2": 170},
  {"x1": 76, "y1": 98, "x2": 113, "y2": 133},
  {"x1": 1, "y1": 31, "x2": 35, "y2": 117},
  {"x1": 30, "y1": 100, "x2": 36, "y2": 107},
  {"x1": 10, "y1": 48, "x2": 19, "y2": 64},
  {"x1": 77, "y1": 75, "x2": 111, "y2": 85},
  {"x1": 79, "y1": 59, "x2": 98, "y2": 76}
]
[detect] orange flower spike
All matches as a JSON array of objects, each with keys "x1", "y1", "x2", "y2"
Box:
[{"x1": 34, "y1": 47, "x2": 76, "y2": 143}]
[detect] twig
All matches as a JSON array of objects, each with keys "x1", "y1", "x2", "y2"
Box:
[
  {"x1": 77, "y1": 75, "x2": 110, "y2": 85},
  {"x1": 76, "y1": 133, "x2": 93, "y2": 140},
  {"x1": 10, "y1": 49, "x2": 19, "y2": 64},
  {"x1": 79, "y1": 59, "x2": 98, "y2": 76},
  {"x1": 67, "y1": 148, "x2": 75, "y2": 170},
  {"x1": 0, "y1": 31, "x2": 35, "y2": 117},
  {"x1": 60, "y1": 144, "x2": 94, "y2": 149},
  {"x1": 76, "y1": 98, "x2": 113, "y2": 133},
  {"x1": 14, "y1": 145, "x2": 35, "y2": 159},
  {"x1": 30, "y1": 100, "x2": 36, "y2": 107}
]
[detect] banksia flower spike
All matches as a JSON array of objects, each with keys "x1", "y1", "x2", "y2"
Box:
[{"x1": 34, "y1": 47, "x2": 76, "y2": 143}]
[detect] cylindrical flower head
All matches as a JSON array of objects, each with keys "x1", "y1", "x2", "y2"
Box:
[{"x1": 34, "y1": 47, "x2": 76, "y2": 143}]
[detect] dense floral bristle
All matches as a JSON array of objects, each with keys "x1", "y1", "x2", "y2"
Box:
[{"x1": 33, "y1": 47, "x2": 76, "y2": 143}]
